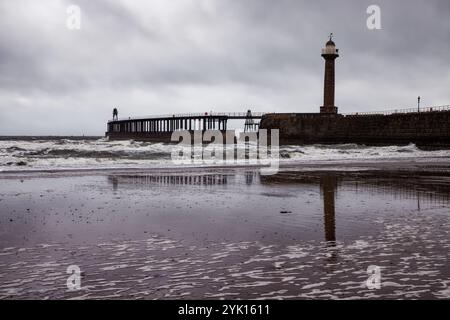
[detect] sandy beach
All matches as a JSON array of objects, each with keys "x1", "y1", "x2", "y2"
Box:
[
  {"x1": 1, "y1": 161, "x2": 450, "y2": 299},
  {"x1": 3, "y1": 0, "x2": 450, "y2": 307}
]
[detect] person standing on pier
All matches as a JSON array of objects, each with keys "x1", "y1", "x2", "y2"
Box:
[{"x1": 113, "y1": 108, "x2": 118, "y2": 121}]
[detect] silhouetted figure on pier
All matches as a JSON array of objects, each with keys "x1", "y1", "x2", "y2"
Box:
[{"x1": 113, "y1": 108, "x2": 118, "y2": 121}]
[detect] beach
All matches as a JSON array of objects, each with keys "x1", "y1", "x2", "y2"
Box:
[
  {"x1": 3, "y1": 0, "x2": 450, "y2": 305},
  {"x1": 1, "y1": 149, "x2": 450, "y2": 299}
]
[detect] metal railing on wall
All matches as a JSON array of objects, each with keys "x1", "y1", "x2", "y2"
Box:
[{"x1": 344, "y1": 105, "x2": 450, "y2": 116}]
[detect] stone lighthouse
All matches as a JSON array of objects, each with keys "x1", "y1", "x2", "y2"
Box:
[{"x1": 320, "y1": 34, "x2": 339, "y2": 114}]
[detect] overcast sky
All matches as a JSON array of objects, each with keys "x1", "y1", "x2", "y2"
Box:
[{"x1": 1, "y1": 0, "x2": 450, "y2": 135}]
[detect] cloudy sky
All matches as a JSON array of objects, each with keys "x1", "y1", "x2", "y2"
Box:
[{"x1": 1, "y1": 0, "x2": 450, "y2": 135}]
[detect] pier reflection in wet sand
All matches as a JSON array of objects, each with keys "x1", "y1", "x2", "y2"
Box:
[
  {"x1": 108, "y1": 171, "x2": 340, "y2": 244},
  {"x1": 105, "y1": 170, "x2": 450, "y2": 245},
  {"x1": 1, "y1": 168, "x2": 450, "y2": 299}
]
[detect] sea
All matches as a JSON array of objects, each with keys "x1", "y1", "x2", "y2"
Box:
[{"x1": 1, "y1": 136, "x2": 450, "y2": 172}]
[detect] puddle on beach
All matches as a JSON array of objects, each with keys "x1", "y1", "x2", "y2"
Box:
[{"x1": 0, "y1": 169, "x2": 450, "y2": 299}]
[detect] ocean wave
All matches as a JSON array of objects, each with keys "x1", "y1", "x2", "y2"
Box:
[{"x1": 0, "y1": 138, "x2": 449, "y2": 172}]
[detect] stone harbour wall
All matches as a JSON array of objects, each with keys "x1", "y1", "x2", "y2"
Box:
[{"x1": 259, "y1": 111, "x2": 450, "y2": 147}]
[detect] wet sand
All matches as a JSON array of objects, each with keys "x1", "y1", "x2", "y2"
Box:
[{"x1": 1, "y1": 162, "x2": 450, "y2": 299}]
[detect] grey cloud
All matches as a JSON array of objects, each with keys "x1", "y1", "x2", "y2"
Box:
[{"x1": 0, "y1": 0, "x2": 449, "y2": 135}]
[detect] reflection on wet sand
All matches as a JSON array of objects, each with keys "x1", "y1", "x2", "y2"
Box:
[
  {"x1": 107, "y1": 172, "x2": 339, "y2": 244},
  {"x1": 260, "y1": 171, "x2": 450, "y2": 204},
  {"x1": 1, "y1": 168, "x2": 450, "y2": 299},
  {"x1": 108, "y1": 173, "x2": 229, "y2": 189},
  {"x1": 349, "y1": 176, "x2": 450, "y2": 207},
  {"x1": 107, "y1": 170, "x2": 450, "y2": 247},
  {"x1": 321, "y1": 176, "x2": 337, "y2": 243}
]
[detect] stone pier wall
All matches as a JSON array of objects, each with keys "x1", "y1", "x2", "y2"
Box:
[{"x1": 259, "y1": 111, "x2": 450, "y2": 147}]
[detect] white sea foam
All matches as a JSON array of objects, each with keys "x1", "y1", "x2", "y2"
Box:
[{"x1": 0, "y1": 138, "x2": 449, "y2": 172}]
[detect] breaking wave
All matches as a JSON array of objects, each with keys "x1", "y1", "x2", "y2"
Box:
[{"x1": 0, "y1": 137, "x2": 449, "y2": 172}]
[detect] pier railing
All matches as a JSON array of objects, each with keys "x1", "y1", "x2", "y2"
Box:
[
  {"x1": 344, "y1": 105, "x2": 450, "y2": 116},
  {"x1": 108, "y1": 104, "x2": 450, "y2": 123},
  {"x1": 110, "y1": 111, "x2": 266, "y2": 122}
]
